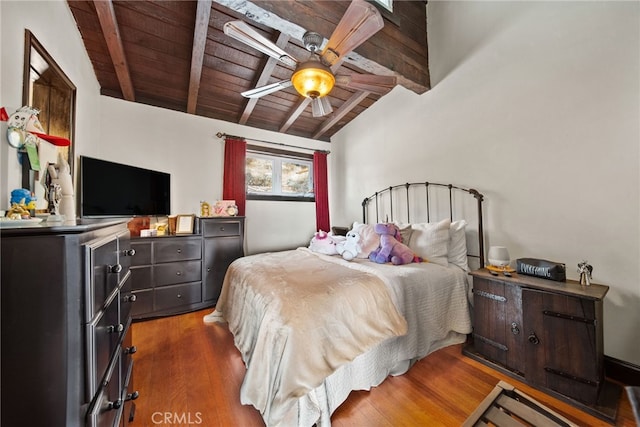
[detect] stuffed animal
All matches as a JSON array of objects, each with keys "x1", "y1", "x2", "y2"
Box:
[
  {"x1": 336, "y1": 222, "x2": 381, "y2": 261},
  {"x1": 309, "y1": 230, "x2": 344, "y2": 255},
  {"x1": 369, "y1": 223, "x2": 421, "y2": 265},
  {"x1": 336, "y1": 228, "x2": 362, "y2": 260}
]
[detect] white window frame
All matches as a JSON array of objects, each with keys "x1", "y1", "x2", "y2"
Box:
[{"x1": 246, "y1": 149, "x2": 314, "y2": 201}]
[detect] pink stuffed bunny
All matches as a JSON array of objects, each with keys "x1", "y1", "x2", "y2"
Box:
[{"x1": 369, "y1": 223, "x2": 420, "y2": 265}]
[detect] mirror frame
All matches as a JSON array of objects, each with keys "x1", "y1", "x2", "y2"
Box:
[{"x1": 21, "y1": 29, "x2": 76, "y2": 194}]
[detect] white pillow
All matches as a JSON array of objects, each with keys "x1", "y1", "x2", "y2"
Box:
[
  {"x1": 392, "y1": 221, "x2": 413, "y2": 245},
  {"x1": 350, "y1": 222, "x2": 380, "y2": 259},
  {"x1": 448, "y1": 220, "x2": 468, "y2": 271},
  {"x1": 409, "y1": 219, "x2": 451, "y2": 266}
]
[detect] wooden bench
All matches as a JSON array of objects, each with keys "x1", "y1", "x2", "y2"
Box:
[
  {"x1": 627, "y1": 386, "x2": 640, "y2": 424},
  {"x1": 463, "y1": 381, "x2": 579, "y2": 427}
]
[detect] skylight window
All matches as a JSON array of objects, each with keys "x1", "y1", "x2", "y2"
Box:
[{"x1": 372, "y1": 0, "x2": 392, "y2": 13}]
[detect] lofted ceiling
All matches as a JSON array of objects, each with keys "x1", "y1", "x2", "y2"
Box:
[{"x1": 66, "y1": 0, "x2": 430, "y2": 142}]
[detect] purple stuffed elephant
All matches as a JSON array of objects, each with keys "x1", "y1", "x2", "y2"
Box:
[{"x1": 369, "y1": 223, "x2": 420, "y2": 265}]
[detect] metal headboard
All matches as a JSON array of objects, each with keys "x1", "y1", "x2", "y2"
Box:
[{"x1": 362, "y1": 182, "x2": 485, "y2": 268}]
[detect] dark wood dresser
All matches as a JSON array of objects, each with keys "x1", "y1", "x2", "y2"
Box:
[
  {"x1": 464, "y1": 269, "x2": 621, "y2": 422},
  {"x1": 130, "y1": 216, "x2": 244, "y2": 319},
  {"x1": 1, "y1": 219, "x2": 138, "y2": 427}
]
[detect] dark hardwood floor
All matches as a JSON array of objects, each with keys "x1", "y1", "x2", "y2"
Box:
[{"x1": 130, "y1": 309, "x2": 636, "y2": 426}]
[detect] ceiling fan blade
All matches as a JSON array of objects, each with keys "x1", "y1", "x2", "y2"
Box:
[
  {"x1": 311, "y1": 97, "x2": 333, "y2": 117},
  {"x1": 321, "y1": 0, "x2": 384, "y2": 66},
  {"x1": 241, "y1": 80, "x2": 293, "y2": 98},
  {"x1": 335, "y1": 74, "x2": 397, "y2": 95},
  {"x1": 223, "y1": 21, "x2": 298, "y2": 67}
]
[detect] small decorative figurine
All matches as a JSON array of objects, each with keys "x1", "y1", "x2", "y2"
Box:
[
  {"x1": 46, "y1": 153, "x2": 75, "y2": 220},
  {"x1": 47, "y1": 182, "x2": 62, "y2": 215},
  {"x1": 577, "y1": 260, "x2": 593, "y2": 286},
  {"x1": 200, "y1": 201, "x2": 211, "y2": 217}
]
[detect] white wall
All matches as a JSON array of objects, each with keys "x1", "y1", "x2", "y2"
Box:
[
  {"x1": 1, "y1": 0, "x2": 326, "y2": 255},
  {"x1": 98, "y1": 97, "x2": 324, "y2": 254},
  {"x1": 1, "y1": 0, "x2": 103, "y2": 207},
  {"x1": 330, "y1": 1, "x2": 640, "y2": 365}
]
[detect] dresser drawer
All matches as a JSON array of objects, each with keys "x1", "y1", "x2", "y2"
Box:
[
  {"x1": 154, "y1": 260, "x2": 202, "y2": 287},
  {"x1": 154, "y1": 237, "x2": 201, "y2": 263},
  {"x1": 130, "y1": 265, "x2": 152, "y2": 291},
  {"x1": 130, "y1": 240, "x2": 151, "y2": 266},
  {"x1": 85, "y1": 236, "x2": 120, "y2": 322},
  {"x1": 202, "y1": 219, "x2": 241, "y2": 237},
  {"x1": 86, "y1": 292, "x2": 121, "y2": 400},
  {"x1": 117, "y1": 230, "x2": 134, "y2": 275},
  {"x1": 121, "y1": 324, "x2": 136, "y2": 390},
  {"x1": 120, "y1": 273, "x2": 135, "y2": 322},
  {"x1": 121, "y1": 359, "x2": 136, "y2": 427},
  {"x1": 86, "y1": 350, "x2": 124, "y2": 427},
  {"x1": 131, "y1": 289, "x2": 153, "y2": 318},
  {"x1": 154, "y1": 282, "x2": 202, "y2": 312}
]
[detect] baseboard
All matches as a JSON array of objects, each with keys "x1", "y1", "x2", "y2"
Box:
[{"x1": 605, "y1": 355, "x2": 640, "y2": 386}]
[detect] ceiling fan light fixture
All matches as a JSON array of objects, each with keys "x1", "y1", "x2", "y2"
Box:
[{"x1": 291, "y1": 61, "x2": 335, "y2": 98}]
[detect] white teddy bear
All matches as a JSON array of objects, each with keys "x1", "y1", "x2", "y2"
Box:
[
  {"x1": 336, "y1": 228, "x2": 361, "y2": 260},
  {"x1": 335, "y1": 222, "x2": 381, "y2": 261}
]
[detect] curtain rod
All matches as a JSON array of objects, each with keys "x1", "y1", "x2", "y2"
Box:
[{"x1": 216, "y1": 132, "x2": 330, "y2": 154}]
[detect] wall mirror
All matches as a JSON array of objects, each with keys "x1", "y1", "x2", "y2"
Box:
[{"x1": 22, "y1": 29, "x2": 76, "y2": 209}]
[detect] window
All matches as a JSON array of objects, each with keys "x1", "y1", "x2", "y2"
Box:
[
  {"x1": 246, "y1": 147, "x2": 314, "y2": 201},
  {"x1": 373, "y1": 0, "x2": 392, "y2": 12}
]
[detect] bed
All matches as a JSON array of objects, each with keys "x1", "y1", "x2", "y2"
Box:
[{"x1": 205, "y1": 182, "x2": 486, "y2": 426}]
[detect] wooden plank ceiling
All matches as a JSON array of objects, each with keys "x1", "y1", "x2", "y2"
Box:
[{"x1": 67, "y1": 0, "x2": 430, "y2": 142}]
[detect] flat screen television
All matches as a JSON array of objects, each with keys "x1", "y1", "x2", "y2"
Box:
[{"x1": 80, "y1": 155, "x2": 170, "y2": 217}]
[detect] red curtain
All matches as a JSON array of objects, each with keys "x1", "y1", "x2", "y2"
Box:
[
  {"x1": 313, "y1": 151, "x2": 330, "y2": 232},
  {"x1": 222, "y1": 137, "x2": 247, "y2": 216}
]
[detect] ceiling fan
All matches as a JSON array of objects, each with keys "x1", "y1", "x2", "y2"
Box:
[{"x1": 223, "y1": 0, "x2": 397, "y2": 117}]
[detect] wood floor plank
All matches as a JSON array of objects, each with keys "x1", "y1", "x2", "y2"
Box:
[{"x1": 130, "y1": 309, "x2": 636, "y2": 426}]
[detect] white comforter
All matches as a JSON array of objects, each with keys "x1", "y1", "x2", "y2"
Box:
[{"x1": 208, "y1": 247, "x2": 472, "y2": 426}]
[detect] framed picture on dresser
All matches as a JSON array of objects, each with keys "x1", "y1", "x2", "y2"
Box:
[{"x1": 175, "y1": 214, "x2": 195, "y2": 234}]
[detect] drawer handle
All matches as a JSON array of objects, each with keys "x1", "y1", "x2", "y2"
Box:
[
  {"x1": 176, "y1": 271, "x2": 182, "y2": 276},
  {"x1": 123, "y1": 294, "x2": 137, "y2": 303},
  {"x1": 125, "y1": 391, "x2": 140, "y2": 401},
  {"x1": 124, "y1": 345, "x2": 137, "y2": 355},
  {"x1": 177, "y1": 248, "x2": 182, "y2": 254},
  {"x1": 207, "y1": 267, "x2": 211, "y2": 272},
  {"x1": 177, "y1": 293, "x2": 182, "y2": 298},
  {"x1": 108, "y1": 323, "x2": 124, "y2": 333},
  {"x1": 220, "y1": 227, "x2": 225, "y2": 231},
  {"x1": 108, "y1": 399, "x2": 123, "y2": 410},
  {"x1": 108, "y1": 264, "x2": 123, "y2": 274},
  {"x1": 122, "y1": 249, "x2": 136, "y2": 256},
  {"x1": 528, "y1": 332, "x2": 540, "y2": 345},
  {"x1": 511, "y1": 322, "x2": 520, "y2": 335}
]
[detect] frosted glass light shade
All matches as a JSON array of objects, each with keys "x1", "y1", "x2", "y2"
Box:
[
  {"x1": 291, "y1": 61, "x2": 335, "y2": 98},
  {"x1": 488, "y1": 246, "x2": 510, "y2": 267}
]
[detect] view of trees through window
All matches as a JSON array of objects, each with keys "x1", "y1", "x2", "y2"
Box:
[
  {"x1": 246, "y1": 157, "x2": 273, "y2": 193},
  {"x1": 246, "y1": 152, "x2": 313, "y2": 199},
  {"x1": 282, "y1": 161, "x2": 311, "y2": 194}
]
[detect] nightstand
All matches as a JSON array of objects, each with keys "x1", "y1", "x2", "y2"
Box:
[{"x1": 463, "y1": 269, "x2": 621, "y2": 422}]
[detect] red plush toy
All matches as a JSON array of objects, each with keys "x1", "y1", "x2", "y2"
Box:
[{"x1": 369, "y1": 223, "x2": 421, "y2": 265}]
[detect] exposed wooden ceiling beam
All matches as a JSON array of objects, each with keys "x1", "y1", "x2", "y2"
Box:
[
  {"x1": 313, "y1": 91, "x2": 370, "y2": 139},
  {"x1": 239, "y1": 31, "x2": 289, "y2": 125},
  {"x1": 280, "y1": 98, "x2": 311, "y2": 133},
  {"x1": 93, "y1": 0, "x2": 135, "y2": 101},
  {"x1": 187, "y1": 0, "x2": 213, "y2": 114}
]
